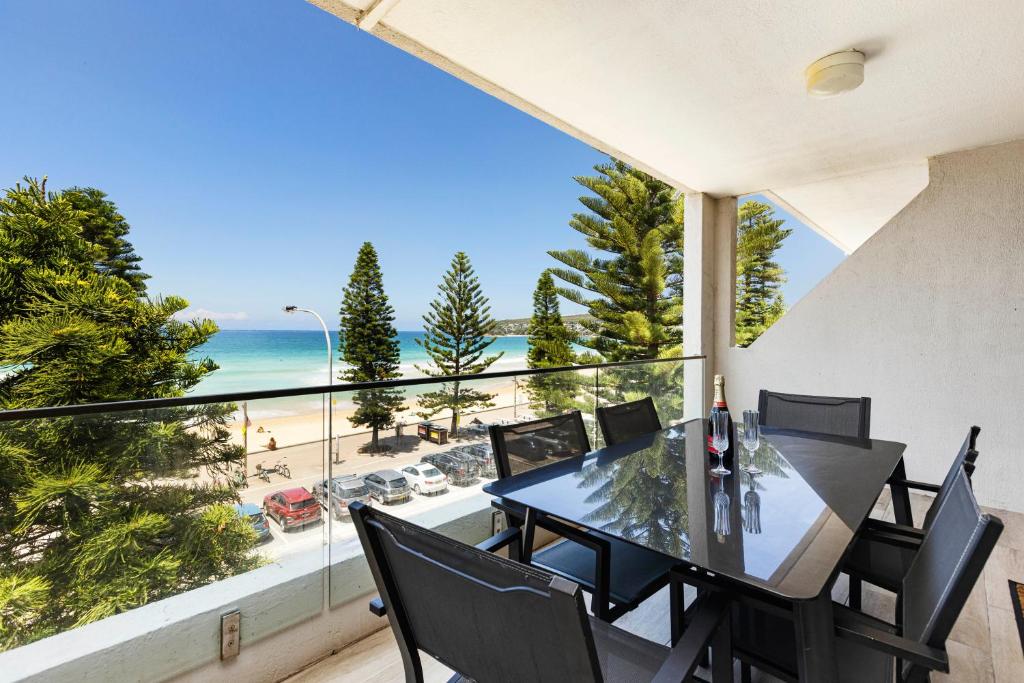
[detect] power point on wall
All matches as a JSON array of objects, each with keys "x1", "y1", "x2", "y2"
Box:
[{"x1": 221, "y1": 610, "x2": 241, "y2": 660}]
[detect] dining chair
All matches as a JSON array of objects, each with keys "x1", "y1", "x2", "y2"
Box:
[
  {"x1": 351, "y1": 501, "x2": 736, "y2": 683},
  {"x1": 757, "y1": 389, "x2": 871, "y2": 438},
  {"x1": 731, "y1": 468, "x2": 1001, "y2": 682},
  {"x1": 489, "y1": 411, "x2": 680, "y2": 622},
  {"x1": 596, "y1": 396, "x2": 663, "y2": 446},
  {"x1": 845, "y1": 426, "x2": 981, "y2": 610},
  {"x1": 756, "y1": 388, "x2": 911, "y2": 526}
]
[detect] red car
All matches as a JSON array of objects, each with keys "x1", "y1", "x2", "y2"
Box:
[{"x1": 263, "y1": 487, "x2": 321, "y2": 531}]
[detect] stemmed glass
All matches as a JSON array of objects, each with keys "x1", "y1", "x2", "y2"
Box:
[
  {"x1": 741, "y1": 410, "x2": 762, "y2": 475},
  {"x1": 710, "y1": 411, "x2": 731, "y2": 476}
]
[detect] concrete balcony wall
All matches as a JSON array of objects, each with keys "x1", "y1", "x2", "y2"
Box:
[
  {"x1": 713, "y1": 139, "x2": 1024, "y2": 513},
  {"x1": 0, "y1": 494, "x2": 495, "y2": 683}
]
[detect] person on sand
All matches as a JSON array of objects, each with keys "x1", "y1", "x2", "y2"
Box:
[{"x1": 267, "y1": 437, "x2": 277, "y2": 451}]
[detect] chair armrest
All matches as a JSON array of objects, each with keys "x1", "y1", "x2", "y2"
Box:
[
  {"x1": 834, "y1": 606, "x2": 948, "y2": 672},
  {"x1": 887, "y1": 477, "x2": 941, "y2": 493},
  {"x1": 475, "y1": 527, "x2": 521, "y2": 554},
  {"x1": 535, "y1": 513, "x2": 612, "y2": 554},
  {"x1": 368, "y1": 597, "x2": 386, "y2": 617},
  {"x1": 863, "y1": 518, "x2": 925, "y2": 538},
  {"x1": 652, "y1": 592, "x2": 731, "y2": 683}
]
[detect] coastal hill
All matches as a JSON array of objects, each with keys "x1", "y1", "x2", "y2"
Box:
[{"x1": 492, "y1": 314, "x2": 594, "y2": 336}]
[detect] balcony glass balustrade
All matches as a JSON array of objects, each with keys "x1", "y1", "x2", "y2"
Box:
[{"x1": 0, "y1": 356, "x2": 704, "y2": 672}]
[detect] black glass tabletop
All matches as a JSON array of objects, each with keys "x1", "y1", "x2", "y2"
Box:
[{"x1": 483, "y1": 418, "x2": 906, "y2": 600}]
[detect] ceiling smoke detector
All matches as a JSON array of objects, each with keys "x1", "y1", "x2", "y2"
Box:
[{"x1": 805, "y1": 50, "x2": 865, "y2": 97}]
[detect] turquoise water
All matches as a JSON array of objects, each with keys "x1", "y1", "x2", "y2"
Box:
[{"x1": 191, "y1": 330, "x2": 531, "y2": 398}]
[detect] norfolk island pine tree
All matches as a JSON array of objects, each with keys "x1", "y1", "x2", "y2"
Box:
[
  {"x1": 548, "y1": 158, "x2": 686, "y2": 425},
  {"x1": 414, "y1": 252, "x2": 503, "y2": 437},
  {"x1": 525, "y1": 270, "x2": 585, "y2": 417},
  {"x1": 338, "y1": 242, "x2": 406, "y2": 453},
  {"x1": 735, "y1": 199, "x2": 792, "y2": 347}
]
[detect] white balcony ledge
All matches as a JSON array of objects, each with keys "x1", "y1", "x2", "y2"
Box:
[{"x1": 1, "y1": 493, "x2": 495, "y2": 683}]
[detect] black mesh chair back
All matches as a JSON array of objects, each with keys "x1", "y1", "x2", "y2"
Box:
[
  {"x1": 489, "y1": 411, "x2": 591, "y2": 479},
  {"x1": 757, "y1": 389, "x2": 871, "y2": 438},
  {"x1": 596, "y1": 397, "x2": 662, "y2": 446},
  {"x1": 922, "y1": 426, "x2": 981, "y2": 531},
  {"x1": 351, "y1": 502, "x2": 602, "y2": 683},
  {"x1": 900, "y1": 468, "x2": 1002, "y2": 681}
]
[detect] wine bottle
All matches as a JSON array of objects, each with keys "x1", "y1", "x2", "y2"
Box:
[{"x1": 707, "y1": 374, "x2": 734, "y2": 463}]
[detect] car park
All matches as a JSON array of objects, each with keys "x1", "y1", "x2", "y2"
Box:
[
  {"x1": 363, "y1": 470, "x2": 412, "y2": 505},
  {"x1": 263, "y1": 487, "x2": 322, "y2": 531},
  {"x1": 422, "y1": 452, "x2": 479, "y2": 486},
  {"x1": 312, "y1": 474, "x2": 371, "y2": 520},
  {"x1": 401, "y1": 463, "x2": 449, "y2": 496},
  {"x1": 233, "y1": 502, "x2": 272, "y2": 542}
]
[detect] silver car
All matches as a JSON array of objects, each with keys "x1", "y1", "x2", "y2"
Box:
[
  {"x1": 363, "y1": 470, "x2": 412, "y2": 505},
  {"x1": 312, "y1": 474, "x2": 371, "y2": 520}
]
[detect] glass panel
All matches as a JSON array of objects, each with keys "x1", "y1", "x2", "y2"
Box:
[
  {"x1": 0, "y1": 359, "x2": 705, "y2": 644},
  {"x1": 0, "y1": 395, "x2": 326, "y2": 651},
  {"x1": 594, "y1": 358, "x2": 696, "y2": 447}
]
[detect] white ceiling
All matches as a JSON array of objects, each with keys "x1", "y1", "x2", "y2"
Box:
[{"x1": 310, "y1": 0, "x2": 1024, "y2": 251}]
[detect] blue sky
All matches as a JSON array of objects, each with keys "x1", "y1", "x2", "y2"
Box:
[{"x1": 0, "y1": 0, "x2": 844, "y2": 331}]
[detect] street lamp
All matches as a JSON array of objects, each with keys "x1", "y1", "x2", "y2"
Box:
[{"x1": 283, "y1": 306, "x2": 337, "y2": 464}]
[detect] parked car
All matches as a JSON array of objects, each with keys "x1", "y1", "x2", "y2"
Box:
[
  {"x1": 401, "y1": 463, "x2": 449, "y2": 496},
  {"x1": 233, "y1": 502, "x2": 271, "y2": 542},
  {"x1": 450, "y1": 443, "x2": 497, "y2": 478},
  {"x1": 461, "y1": 420, "x2": 491, "y2": 437},
  {"x1": 312, "y1": 474, "x2": 371, "y2": 520},
  {"x1": 263, "y1": 487, "x2": 322, "y2": 531},
  {"x1": 444, "y1": 449, "x2": 484, "y2": 476},
  {"x1": 422, "y1": 452, "x2": 479, "y2": 487},
  {"x1": 363, "y1": 470, "x2": 412, "y2": 505}
]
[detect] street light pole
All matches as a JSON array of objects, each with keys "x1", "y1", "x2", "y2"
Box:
[{"x1": 284, "y1": 306, "x2": 336, "y2": 465}]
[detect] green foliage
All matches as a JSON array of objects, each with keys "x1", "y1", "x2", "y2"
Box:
[
  {"x1": 526, "y1": 271, "x2": 575, "y2": 368},
  {"x1": 415, "y1": 252, "x2": 502, "y2": 435},
  {"x1": 735, "y1": 200, "x2": 792, "y2": 347},
  {"x1": 525, "y1": 271, "x2": 583, "y2": 417},
  {"x1": 0, "y1": 177, "x2": 257, "y2": 651},
  {"x1": 338, "y1": 242, "x2": 406, "y2": 451},
  {"x1": 64, "y1": 187, "x2": 149, "y2": 295},
  {"x1": 548, "y1": 158, "x2": 684, "y2": 361}
]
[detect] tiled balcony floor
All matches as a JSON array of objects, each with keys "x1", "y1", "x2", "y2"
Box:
[{"x1": 286, "y1": 492, "x2": 1024, "y2": 682}]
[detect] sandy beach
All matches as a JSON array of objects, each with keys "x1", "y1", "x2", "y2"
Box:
[{"x1": 228, "y1": 380, "x2": 524, "y2": 453}]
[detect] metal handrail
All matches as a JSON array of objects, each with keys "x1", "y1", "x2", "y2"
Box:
[{"x1": 0, "y1": 355, "x2": 705, "y2": 421}]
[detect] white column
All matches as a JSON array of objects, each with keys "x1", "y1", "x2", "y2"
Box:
[
  {"x1": 713, "y1": 196, "x2": 738, "y2": 357},
  {"x1": 683, "y1": 192, "x2": 716, "y2": 419},
  {"x1": 683, "y1": 193, "x2": 738, "y2": 420}
]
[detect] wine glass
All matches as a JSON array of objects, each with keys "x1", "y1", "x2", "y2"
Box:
[
  {"x1": 741, "y1": 410, "x2": 762, "y2": 475},
  {"x1": 710, "y1": 411, "x2": 731, "y2": 476}
]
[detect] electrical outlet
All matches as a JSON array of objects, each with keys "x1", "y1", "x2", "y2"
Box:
[{"x1": 221, "y1": 610, "x2": 241, "y2": 659}]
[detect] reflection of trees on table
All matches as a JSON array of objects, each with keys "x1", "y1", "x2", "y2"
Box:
[
  {"x1": 574, "y1": 437, "x2": 691, "y2": 558},
  {"x1": 741, "y1": 442, "x2": 791, "y2": 490}
]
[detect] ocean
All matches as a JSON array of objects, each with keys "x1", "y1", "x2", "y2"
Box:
[{"x1": 190, "y1": 330, "x2": 532, "y2": 414}]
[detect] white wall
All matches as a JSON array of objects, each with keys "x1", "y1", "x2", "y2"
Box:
[{"x1": 715, "y1": 139, "x2": 1024, "y2": 513}]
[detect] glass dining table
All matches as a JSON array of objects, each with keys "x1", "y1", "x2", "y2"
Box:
[{"x1": 482, "y1": 418, "x2": 907, "y2": 682}]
